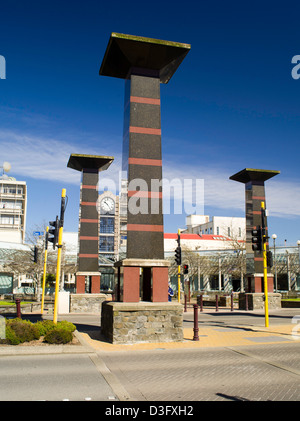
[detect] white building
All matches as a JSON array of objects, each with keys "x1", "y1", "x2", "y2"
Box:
[
  {"x1": 164, "y1": 233, "x2": 235, "y2": 253},
  {"x1": 184, "y1": 214, "x2": 245, "y2": 240},
  {"x1": 0, "y1": 175, "x2": 27, "y2": 244}
]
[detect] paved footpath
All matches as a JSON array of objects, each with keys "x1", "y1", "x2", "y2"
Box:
[{"x1": 1, "y1": 308, "x2": 300, "y2": 402}]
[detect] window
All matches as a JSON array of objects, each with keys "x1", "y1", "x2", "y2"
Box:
[
  {"x1": 216, "y1": 227, "x2": 219, "y2": 235},
  {"x1": 100, "y1": 217, "x2": 115, "y2": 234},
  {"x1": 239, "y1": 227, "x2": 241, "y2": 237},
  {"x1": 99, "y1": 236, "x2": 114, "y2": 252},
  {"x1": 228, "y1": 227, "x2": 231, "y2": 237}
]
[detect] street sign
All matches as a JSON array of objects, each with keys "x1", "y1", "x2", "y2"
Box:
[{"x1": 33, "y1": 231, "x2": 44, "y2": 236}]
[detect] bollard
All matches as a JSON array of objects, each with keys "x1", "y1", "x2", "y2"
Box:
[
  {"x1": 215, "y1": 294, "x2": 218, "y2": 312},
  {"x1": 184, "y1": 294, "x2": 187, "y2": 312},
  {"x1": 231, "y1": 293, "x2": 234, "y2": 311},
  {"x1": 193, "y1": 304, "x2": 199, "y2": 341},
  {"x1": 199, "y1": 294, "x2": 203, "y2": 312},
  {"x1": 15, "y1": 298, "x2": 21, "y2": 319},
  {"x1": 245, "y1": 293, "x2": 248, "y2": 311}
]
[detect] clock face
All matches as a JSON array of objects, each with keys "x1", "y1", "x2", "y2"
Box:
[{"x1": 101, "y1": 197, "x2": 115, "y2": 213}]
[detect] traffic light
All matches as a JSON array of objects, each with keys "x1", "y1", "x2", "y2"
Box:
[
  {"x1": 48, "y1": 216, "x2": 59, "y2": 249},
  {"x1": 252, "y1": 227, "x2": 262, "y2": 251},
  {"x1": 175, "y1": 246, "x2": 181, "y2": 265},
  {"x1": 183, "y1": 264, "x2": 189, "y2": 274},
  {"x1": 267, "y1": 250, "x2": 273, "y2": 268},
  {"x1": 32, "y1": 246, "x2": 38, "y2": 263}
]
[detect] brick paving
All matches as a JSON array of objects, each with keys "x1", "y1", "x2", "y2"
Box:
[
  {"x1": 2, "y1": 309, "x2": 300, "y2": 401},
  {"x1": 98, "y1": 343, "x2": 300, "y2": 401},
  {"x1": 77, "y1": 308, "x2": 300, "y2": 401}
]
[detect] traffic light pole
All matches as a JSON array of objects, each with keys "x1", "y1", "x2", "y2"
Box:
[
  {"x1": 53, "y1": 189, "x2": 66, "y2": 324},
  {"x1": 177, "y1": 229, "x2": 181, "y2": 303},
  {"x1": 41, "y1": 226, "x2": 49, "y2": 314},
  {"x1": 261, "y1": 201, "x2": 269, "y2": 328}
]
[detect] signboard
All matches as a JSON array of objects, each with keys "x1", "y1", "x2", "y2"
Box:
[{"x1": 33, "y1": 231, "x2": 44, "y2": 236}]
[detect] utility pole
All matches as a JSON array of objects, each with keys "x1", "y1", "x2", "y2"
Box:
[
  {"x1": 175, "y1": 229, "x2": 182, "y2": 303},
  {"x1": 261, "y1": 201, "x2": 269, "y2": 328},
  {"x1": 53, "y1": 188, "x2": 66, "y2": 324},
  {"x1": 41, "y1": 226, "x2": 49, "y2": 314}
]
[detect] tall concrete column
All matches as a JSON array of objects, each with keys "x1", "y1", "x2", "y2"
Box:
[
  {"x1": 67, "y1": 154, "x2": 114, "y2": 293},
  {"x1": 230, "y1": 168, "x2": 280, "y2": 292},
  {"x1": 99, "y1": 33, "x2": 190, "y2": 303}
]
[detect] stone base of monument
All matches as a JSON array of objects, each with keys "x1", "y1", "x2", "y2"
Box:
[
  {"x1": 101, "y1": 301, "x2": 183, "y2": 344},
  {"x1": 239, "y1": 293, "x2": 281, "y2": 310}
]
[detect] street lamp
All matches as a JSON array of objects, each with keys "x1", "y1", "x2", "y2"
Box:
[{"x1": 272, "y1": 234, "x2": 278, "y2": 292}]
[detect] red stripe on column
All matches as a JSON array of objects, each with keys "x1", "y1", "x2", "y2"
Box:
[
  {"x1": 252, "y1": 196, "x2": 265, "y2": 200},
  {"x1": 79, "y1": 254, "x2": 98, "y2": 258},
  {"x1": 127, "y1": 224, "x2": 164, "y2": 232},
  {"x1": 81, "y1": 202, "x2": 97, "y2": 206},
  {"x1": 130, "y1": 96, "x2": 160, "y2": 105},
  {"x1": 129, "y1": 126, "x2": 161, "y2": 135},
  {"x1": 128, "y1": 157, "x2": 162, "y2": 166},
  {"x1": 252, "y1": 211, "x2": 261, "y2": 215},
  {"x1": 80, "y1": 219, "x2": 98, "y2": 223},
  {"x1": 82, "y1": 185, "x2": 97, "y2": 189},
  {"x1": 128, "y1": 190, "x2": 162, "y2": 198},
  {"x1": 79, "y1": 236, "x2": 98, "y2": 240}
]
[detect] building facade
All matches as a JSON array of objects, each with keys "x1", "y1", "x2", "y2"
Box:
[
  {"x1": 0, "y1": 175, "x2": 27, "y2": 244},
  {"x1": 184, "y1": 214, "x2": 245, "y2": 239}
]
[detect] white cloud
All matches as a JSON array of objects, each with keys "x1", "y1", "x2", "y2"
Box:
[
  {"x1": 0, "y1": 129, "x2": 299, "y2": 220},
  {"x1": 0, "y1": 129, "x2": 121, "y2": 185},
  {"x1": 163, "y1": 161, "x2": 300, "y2": 219}
]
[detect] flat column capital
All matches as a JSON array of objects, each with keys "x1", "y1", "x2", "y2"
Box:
[{"x1": 230, "y1": 168, "x2": 280, "y2": 184}]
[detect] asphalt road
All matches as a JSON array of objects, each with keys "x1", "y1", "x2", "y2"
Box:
[
  {"x1": 1, "y1": 308, "x2": 299, "y2": 402},
  {"x1": 0, "y1": 353, "x2": 118, "y2": 401}
]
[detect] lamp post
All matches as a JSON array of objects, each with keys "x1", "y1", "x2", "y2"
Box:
[
  {"x1": 286, "y1": 250, "x2": 291, "y2": 292},
  {"x1": 272, "y1": 234, "x2": 277, "y2": 292},
  {"x1": 297, "y1": 240, "x2": 300, "y2": 290}
]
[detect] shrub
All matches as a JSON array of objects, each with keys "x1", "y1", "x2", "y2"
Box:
[
  {"x1": 1, "y1": 318, "x2": 76, "y2": 345},
  {"x1": 5, "y1": 318, "x2": 40, "y2": 344},
  {"x1": 57, "y1": 320, "x2": 76, "y2": 332},
  {"x1": 44, "y1": 328, "x2": 73, "y2": 344},
  {"x1": 35, "y1": 320, "x2": 56, "y2": 336},
  {"x1": 4, "y1": 324, "x2": 21, "y2": 345}
]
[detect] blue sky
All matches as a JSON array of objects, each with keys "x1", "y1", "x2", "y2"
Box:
[{"x1": 0, "y1": 0, "x2": 300, "y2": 246}]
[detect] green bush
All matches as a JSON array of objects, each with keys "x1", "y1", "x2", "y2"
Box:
[
  {"x1": 5, "y1": 318, "x2": 40, "y2": 344},
  {"x1": 44, "y1": 328, "x2": 73, "y2": 344},
  {"x1": 0, "y1": 318, "x2": 76, "y2": 345},
  {"x1": 57, "y1": 320, "x2": 76, "y2": 332},
  {"x1": 35, "y1": 320, "x2": 56, "y2": 336},
  {"x1": 3, "y1": 324, "x2": 21, "y2": 345}
]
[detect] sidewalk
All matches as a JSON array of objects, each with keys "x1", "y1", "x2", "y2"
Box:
[
  {"x1": 1, "y1": 307, "x2": 299, "y2": 355},
  {"x1": 77, "y1": 309, "x2": 300, "y2": 352}
]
